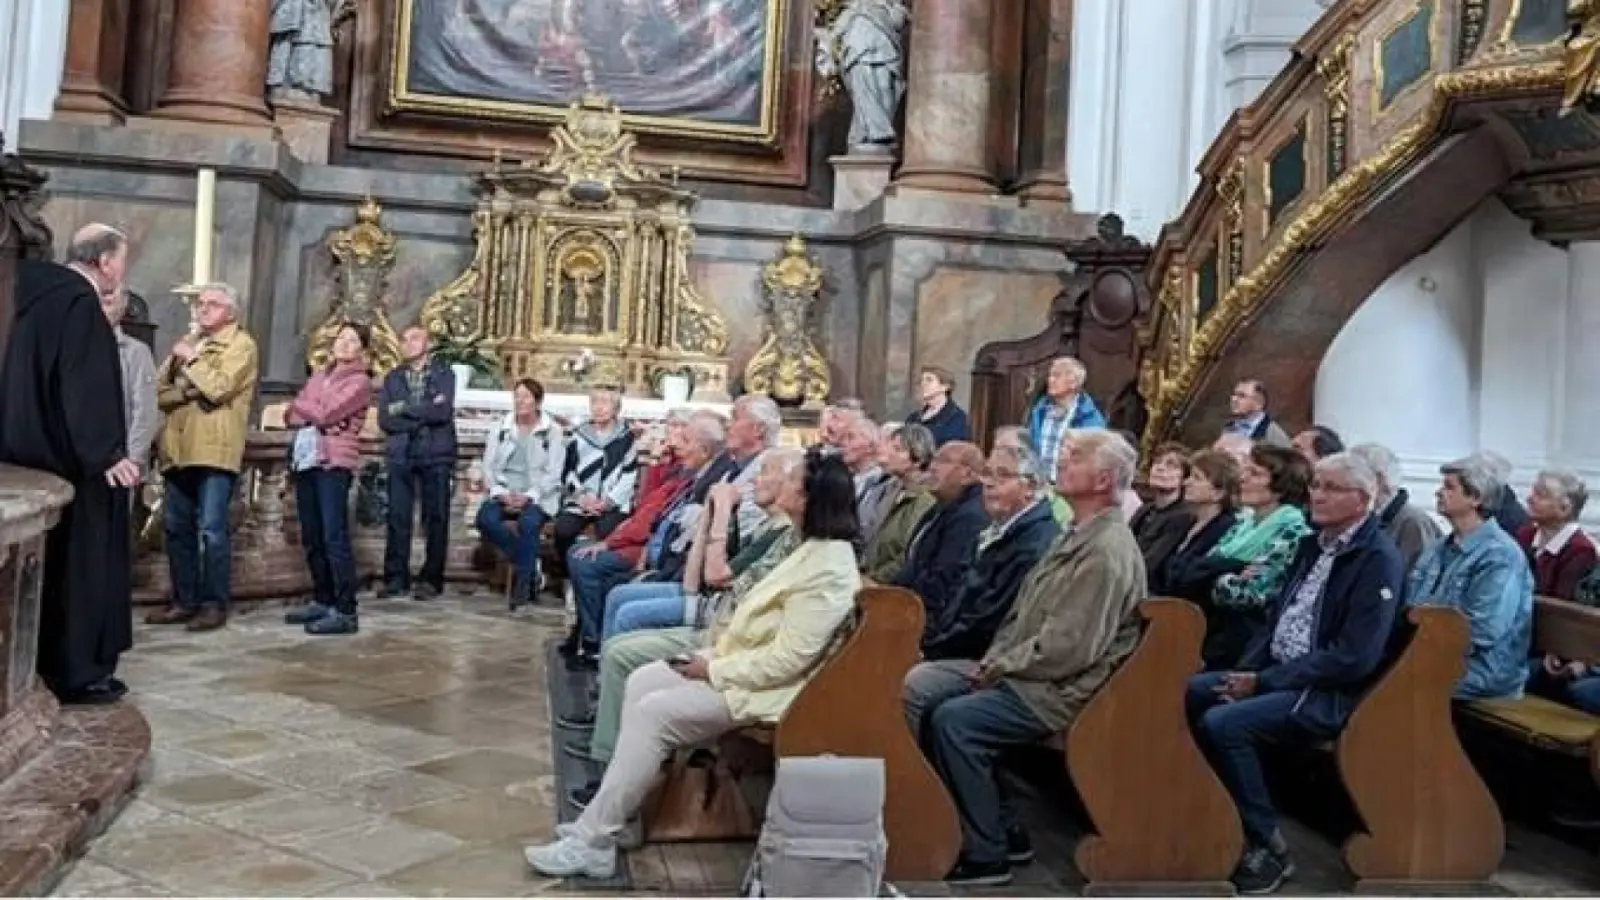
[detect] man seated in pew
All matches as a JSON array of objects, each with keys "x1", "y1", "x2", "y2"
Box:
[
  {"x1": 860, "y1": 423, "x2": 937, "y2": 583},
  {"x1": 558, "y1": 448, "x2": 805, "y2": 807},
  {"x1": 1406, "y1": 455, "x2": 1533, "y2": 700},
  {"x1": 889, "y1": 441, "x2": 987, "y2": 626},
  {"x1": 993, "y1": 425, "x2": 1071, "y2": 523},
  {"x1": 906, "y1": 430, "x2": 1146, "y2": 886},
  {"x1": 1348, "y1": 442, "x2": 1440, "y2": 574},
  {"x1": 1186, "y1": 451, "x2": 1404, "y2": 895},
  {"x1": 1474, "y1": 449, "x2": 1531, "y2": 536},
  {"x1": 917, "y1": 440, "x2": 1060, "y2": 663},
  {"x1": 1515, "y1": 468, "x2": 1596, "y2": 601},
  {"x1": 524, "y1": 450, "x2": 861, "y2": 879}
]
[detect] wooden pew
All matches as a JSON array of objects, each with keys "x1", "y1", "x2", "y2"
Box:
[
  {"x1": 646, "y1": 586, "x2": 962, "y2": 883},
  {"x1": 1066, "y1": 597, "x2": 1244, "y2": 893},
  {"x1": 1337, "y1": 606, "x2": 1504, "y2": 890},
  {"x1": 1458, "y1": 597, "x2": 1600, "y2": 789},
  {"x1": 768, "y1": 586, "x2": 963, "y2": 883}
]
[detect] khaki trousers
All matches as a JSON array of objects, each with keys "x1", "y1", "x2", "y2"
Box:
[{"x1": 591, "y1": 627, "x2": 704, "y2": 761}]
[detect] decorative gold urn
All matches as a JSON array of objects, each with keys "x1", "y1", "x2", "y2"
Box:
[
  {"x1": 743, "y1": 233, "x2": 831, "y2": 408},
  {"x1": 419, "y1": 94, "x2": 732, "y2": 399},
  {"x1": 305, "y1": 195, "x2": 405, "y2": 375}
]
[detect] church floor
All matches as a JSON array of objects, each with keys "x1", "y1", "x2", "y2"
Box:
[{"x1": 47, "y1": 591, "x2": 1600, "y2": 897}]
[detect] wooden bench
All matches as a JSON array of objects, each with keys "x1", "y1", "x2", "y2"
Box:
[
  {"x1": 646, "y1": 586, "x2": 963, "y2": 883},
  {"x1": 1336, "y1": 606, "x2": 1504, "y2": 890},
  {"x1": 1458, "y1": 597, "x2": 1600, "y2": 790},
  {"x1": 1066, "y1": 597, "x2": 1243, "y2": 893}
]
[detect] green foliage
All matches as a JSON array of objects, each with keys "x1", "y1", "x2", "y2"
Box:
[{"x1": 430, "y1": 333, "x2": 499, "y2": 386}]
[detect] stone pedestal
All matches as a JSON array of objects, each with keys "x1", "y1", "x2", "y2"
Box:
[
  {"x1": 273, "y1": 98, "x2": 339, "y2": 165},
  {"x1": 52, "y1": 0, "x2": 130, "y2": 124},
  {"x1": 1013, "y1": 0, "x2": 1074, "y2": 206},
  {"x1": 830, "y1": 154, "x2": 895, "y2": 210},
  {"x1": 152, "y1": 0, "x2": 273, "y2": 127},
  {"x1": 893, "y1": 0, "x2": 999, "y2": 194},
  {"x1": 0, "y1": 465, "x2": 150, "y2": 896}
]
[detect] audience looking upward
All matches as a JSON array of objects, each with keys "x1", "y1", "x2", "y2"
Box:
[
  {"x1": 1129, "y1": 441, "x2": 1195, "y2": 579},
  {"x1": 1188, "y1": 451, "x2": 1403, "y2": 895},
  {"x1": 376, "y1": 325, "x2": 457, "y2": 602},
  {"x1": 1516, "y1": 469, "x2": 1595, "y2": 601},
  {"x1": 1151, "y1": 449, "x2": 1245, "y2": 602},
  {"x1": 892, "y1": 441, "x2": 988, "y2": 630},
  {"x1": 476, "y1": 378, "x2": 566, "y2": 610},
  {"x1": 1220, "y1": 379, "x2": 1291, "y2": 447},
  {"x1": 551, "y1": 388, "x2": 636, "y2": 570},
  {"x1": 861, "y1": 423, "x2": 937, "y2": 583},
  {"x1": 1291, "y1": 425, "x2": 1344, "y2": 463},
  {"x1": 1476, "y1": 449, "x2": 1531, "y2": 536},
  {"x1": 909, "y1": 365, "x2": 972, "y2": 446},
  {"x1": 1348, "y1": 442, "x2": 1440, "y2": 573},
  {"x1": 1026, "y1": 355, "x2": 1106, "y2": 474},
  {"x1": 993, "y1": 425, "x2": 1072, "y2": 523}
]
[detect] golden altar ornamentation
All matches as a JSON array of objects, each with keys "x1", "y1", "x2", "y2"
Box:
[
  {"x1": 418, "y1": 95, "x2": 732, "y2": 399},
  {"x1": 305, "y1": 195, "x2": 405, "y2": 374},
  {"x1": 743, "y1": 233, "x2": 830, "y2": 408}
]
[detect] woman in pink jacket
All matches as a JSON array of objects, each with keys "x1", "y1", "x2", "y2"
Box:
[{"x1": 284, "y1": 324, "x2": 375, "y2": 635}]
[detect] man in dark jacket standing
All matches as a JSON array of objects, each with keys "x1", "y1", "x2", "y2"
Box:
[
  {"x1": 1185, "y1": 451, "x2": 1404, "y2": 895},
  {"x1": 892, "y1": 441, "x2": 987, "y2": 629},
  {"x1": 377, "y1": 326, "x2": 458, "y2": 600},
  {"x1": 0, "y1": 225, "x2": 141, "y2": 704}
]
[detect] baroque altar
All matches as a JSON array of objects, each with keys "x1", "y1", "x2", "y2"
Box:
[{"x1": 419, "y1": 95, "x2": 733, "y2": 401}]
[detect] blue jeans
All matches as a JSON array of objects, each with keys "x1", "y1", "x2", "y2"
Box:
[
  {"x1": 384, "y1": 460, "x2": 452, "y2": 591},
  {"x1": 296, "y1": 467, "x2": 357, "y2": 614},
  {"x1": 927, "y1": 681, "x2": 1052, "y2": 865},
  {"x1": 163, "y1": 466, "x2": 238, "y2": 611},
  {"x1": 1186, "y1": 672, "x2": 1332, "y2": 847},
  {"x1": 602, "y1": 581, "x2": 686, "y2": 643},
  {"x1": 1527, "y1": 666, "x2": 1600, "y2": 715},
  {"x1": 476, "y1": 500, "x2": 548, "y2": 579},
  {"x1": 568, "y1": 544, "x2": 636, "y2": 645}
]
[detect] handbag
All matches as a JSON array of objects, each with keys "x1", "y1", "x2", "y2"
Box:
[{"x1": 642, "y1": 747, "x2": 759, "y2": 842}]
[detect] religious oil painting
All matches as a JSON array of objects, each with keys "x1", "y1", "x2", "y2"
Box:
[{"x1": 390, "y1": 0, "x2": 787, "y2": 143}]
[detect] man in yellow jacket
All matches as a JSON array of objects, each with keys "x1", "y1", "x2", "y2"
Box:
[{"x1": 145, "y1": 283, "x2": 259, "y2": 632}]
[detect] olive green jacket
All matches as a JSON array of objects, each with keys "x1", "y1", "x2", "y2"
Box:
[{"x1": 862, "y1": 483, "x2": 937, "y2": 583}]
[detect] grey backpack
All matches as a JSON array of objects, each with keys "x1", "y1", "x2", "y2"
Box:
[{"x1": 741, "y1": 755, "x2": 888, "y2": 898}]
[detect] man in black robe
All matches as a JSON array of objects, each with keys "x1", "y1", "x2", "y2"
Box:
[{"x1": 0, "y1": 224, "x2": 141, "y2": 704}]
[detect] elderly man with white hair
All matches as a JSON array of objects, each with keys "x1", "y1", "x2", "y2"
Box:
[
  {"x1": 1473, "y1": 449, "x2": 1530, "y2": 535},
  {"x1": 1348, "y1": 442, "x2": 1440, "y2": 573},
  {"x1": 1024, "y1": 355, "x2": 1106, "y2": 474},
  {"x1": 919, "y1": 429, "x2": 1145, "y2": 887},
  {"x1": 1515, "y1": 468, "x2": 1596, "y2": 601},
  {"x1": 146, "y1": 282, "x2": 261, "y2": 633},
  {"x1": 1186, "y1": 451, "x2": 1405, "y2": 895}
]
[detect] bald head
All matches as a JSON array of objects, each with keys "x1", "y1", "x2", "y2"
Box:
[
  {"x1": 65, "y1": 223, "x2": 129, "y2": 295},
  {"x1": 928, "y1": 440, "x2": 984, "y2": 503}
]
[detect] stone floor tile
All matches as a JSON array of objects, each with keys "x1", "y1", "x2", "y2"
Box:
[
  {"x1": 45, "y1": 860, "x2": 134, "y2": 896},
  {"x1": 350, "y1": 729, "x2": 465, "y2": 767},
  {"x1": 315, "y1": 768, "x2": 470, "y2": 814},
  {"x1": 280, "y1": 817, "x2": 464, "y2": 879},
  {"x1": 407, "y1": 747, "x2": 550, "y2": 791},
  {"x1": 231, "y1": 746, "x2": 396, "y2": 792},
  {"x1": 179, "y1": 726, "x2": 307, "y2": 763},
  {"x1": 378, "y1": 838, "x2": 563, "y2": 898},
  {"x1": 196, "y1": 791, "x2": 384, "y2": 843},
  {"x1": 143, "y1": 846, "x2": 359, "y2": 897},
  {"x1": 311, "y1": 880, "x2": 416, "y2": 896},
  {"x1": 142, "y1": 770, "x2": 282, "y2": 812},
  {"x1": 394, "y1": 791, "x2": 556, "y2": 844}
]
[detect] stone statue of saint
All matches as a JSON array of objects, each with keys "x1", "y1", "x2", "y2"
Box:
[
  {"x1": 816, "y1": 0, "x2": 909, "y2": 153},
  {"x1": 267, "y1": 0, "x2": 351, "y2": 103}
]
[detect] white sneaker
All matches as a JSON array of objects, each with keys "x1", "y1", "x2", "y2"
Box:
[{"x1": 524, "y1": 834, "x2": 617, "y2": 879}]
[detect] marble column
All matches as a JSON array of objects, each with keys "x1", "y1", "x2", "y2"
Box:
[
  {"x1": 1014, "y1": 0, "x2": 1073, "y2": 205},
  {"x1": 153, "y1": 0, "x2": 272, "y2": 127},
  {"x1": 52, "y1": 0, "x2": 130, "y2": 124},
  {"x1": 893, "y1": 0, "x2": 998, "y2": 194}
]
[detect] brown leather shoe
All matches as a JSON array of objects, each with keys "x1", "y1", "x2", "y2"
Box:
[
  {"x1": 185, "y1": 606, "x2": 228, "y2": 632},
  {"x1": 145, "y1": 606, "x2": 196, "y2": 625}
]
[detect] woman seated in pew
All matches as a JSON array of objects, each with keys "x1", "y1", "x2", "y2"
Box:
[
  {"x1": 1406, "y1": 455, "x2": 1533, "y2": 700},
  {"x1": 1128, "y1": 441, "x2": 1195, "y2": 580},
  {"x1": 524, "y1": 449, "x2": 861, "y2": 880},
  {"x1": 860, "y1": 423, "x2": 937, "y2": 583},
  {"x1": 1514, "y1": 468, "x2": 1595, "y2": 601},
  {"x1": 558, "y1": 448, "x2": 805, "y2": 803},
  {"x1": 1149, "y1": 449, "x2": 1245, "y2": 599},
  {"x1": 1187, "y1": 452, "x2": 1404, "y2": 895}
]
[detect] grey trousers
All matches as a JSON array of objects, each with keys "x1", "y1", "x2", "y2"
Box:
[
  {"x1": 591, "y1": 627, "x2": 703, "y2": 761},
  {"x1": 905, "y1": 660, "x2": 1053, "y2": 866}
]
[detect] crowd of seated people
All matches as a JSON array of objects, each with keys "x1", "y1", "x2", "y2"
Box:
[{"x1": 511, "y1": 360, "x2": 1599, "y2": 895}]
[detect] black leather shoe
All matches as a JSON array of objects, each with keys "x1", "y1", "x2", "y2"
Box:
[{"x1": 58, "y1": 681, "x2": 125, "y2": 705}]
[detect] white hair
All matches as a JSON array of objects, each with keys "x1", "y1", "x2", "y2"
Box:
[
  {"x1": 1474, "y1": 449, "x2": 1513, "y2": 481},
  {"x1": 735, "y1": 393, "x2": 783, "y2": 447},
  {"x1": 762, "y1": 446, "x2": 805, "y2": 478},
  {"x1": 1315, "y1": 452, "x2": 1379, "y2": 512},
  {"x1": 1065, "y1": 428, "x2": 1137, "y2": 498},
  {"x1": 195, "y1": 282, "x2": 241, "y2": 312},
  {"x1": 1051, "y1": 356, "x2": 1088, "y2": 383},
  {"x1": 1348, "y1": 443, "x2": 1401, "y2": 499},
  {"x1": 847, "y1": 415, "x2": 881, "y2": 444},
  {"x1": 685, "y1": 415, "x2": 726, "y2": 454},
  {"x1": 1442, "y1": 455, "x2": 1503, "y2": 516},
  {"x1": 1534, "y1": 468, "x2": 1589, "y2": 521}
]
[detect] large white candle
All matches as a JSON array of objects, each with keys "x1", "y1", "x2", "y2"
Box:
[{"x1": 192, "y1": 168, "x2": 216, "y2": 285}]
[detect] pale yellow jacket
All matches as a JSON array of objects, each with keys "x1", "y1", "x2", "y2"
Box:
[
  {"x1": 156, "y1": 323, "x2": 259, "y2": 474},
  {"x1": 707, "y1": 538, "x2": 859, "y2": 724}
]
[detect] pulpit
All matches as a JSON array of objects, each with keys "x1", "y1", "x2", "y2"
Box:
[{"x1": 419, "y1": 95, "x2": 733, "y2": 400}]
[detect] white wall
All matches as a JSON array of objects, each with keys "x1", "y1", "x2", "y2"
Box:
[
  {"x1": 0, "y1": 0, "x2": 69, "y2": 148},
  {"x1": 1316, "y1": 199, "x2": 1600, "y2": 527},
  {"x1": 1067, "y1": 0, "x2": 1326, "y2": 239}
]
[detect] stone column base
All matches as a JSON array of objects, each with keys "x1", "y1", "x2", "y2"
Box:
[
  {"x1": 889, "y1": 164, "x2": 999, "y2": 195},
  {"x1": 830, "y1": 153, "x2": 895, "y2": 210},
  {"x1": 126, "y1": 113, "x2": 279, "y2": 143},
  {"x1": 272, "y1": 99, "x2": 339, "y2": 165},
  {"x1": 1014, "y1": 171, "x2": 1073, "y2": 207}
]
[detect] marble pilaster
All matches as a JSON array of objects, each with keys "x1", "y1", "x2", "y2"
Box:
[
  {"x1": 1014, "y1": 0, "x2": 1073, "y2": 205},
  {"x1": 151, "y1": 0, "x2": 272, "y2": 128},
  {"x1": 52, "y1": 0, "x2": 130, "y2": 125},
  {"x1": 0, "y1": 0, "x2": 71, "y2": 140},
  {"x1": 893, "y1": 0, "x2": 998, "y2": 194}
]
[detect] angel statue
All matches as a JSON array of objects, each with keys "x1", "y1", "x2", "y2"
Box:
[
  {"x1": 815, "y1": 0, "x2": 909, "y2": 153},
  {"x1": 268, "y1": 0, "x2": 355, "y2": 103}
]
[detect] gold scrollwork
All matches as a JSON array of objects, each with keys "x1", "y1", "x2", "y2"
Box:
[
  {"x1": 1217, "y1": 161, "x2": 1246, "y2": 282},
  {"x1": 1562, "y1": 0, "x2": 1600, "y2": 114},
  {"x1": 1319, "y1": 31, "x2": 1357, "y2": 176},
  {"x1": 306, "y1": 195, "x2": 405, "y2": 375},
  {"x1": 1459, "y1": 0, "x2": 1489, "y2": 61},
  {"x1": 744, "y1": 233, "x2": 832, "y2": 408},
  {"x1": 1140, "y1": 56, "x2": 1565, "y2": 463}
]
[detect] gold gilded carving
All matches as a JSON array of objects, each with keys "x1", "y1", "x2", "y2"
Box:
[
  {"x1": 744, "y1": 234, "x2": 831, "y2": 408},
  {"x1": 418, "y1": 96, "x2": 731, "y2": 399},
  {"x1": 1141, "y1": 56, "x2": 1565, "y2": 461},
  {"x1": 1563, "y1": 0, "x2": 1600, "y2": 114},
  {"x1": 1320, "y1": 31, "x2": 1357, "y2": 176},
  {"x1": 1216, "y1": 162, "x2": 1246, "y2": 282},
  {"x1": 306, "y1": 195, "x2": 405, "y2": 375}
]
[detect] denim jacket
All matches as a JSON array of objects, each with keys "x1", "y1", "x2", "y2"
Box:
[{"x1": 1405, "y1": 519, "x2": 1533, "y2": 700}]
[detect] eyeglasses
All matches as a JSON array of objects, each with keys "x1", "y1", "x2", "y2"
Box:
[
  {"x1": 981, "y1": 468, "x2": 1023, "y2": 482},
  {"x1": 1310, "y1": 480, "x2": 1361, "y2": 494}
]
